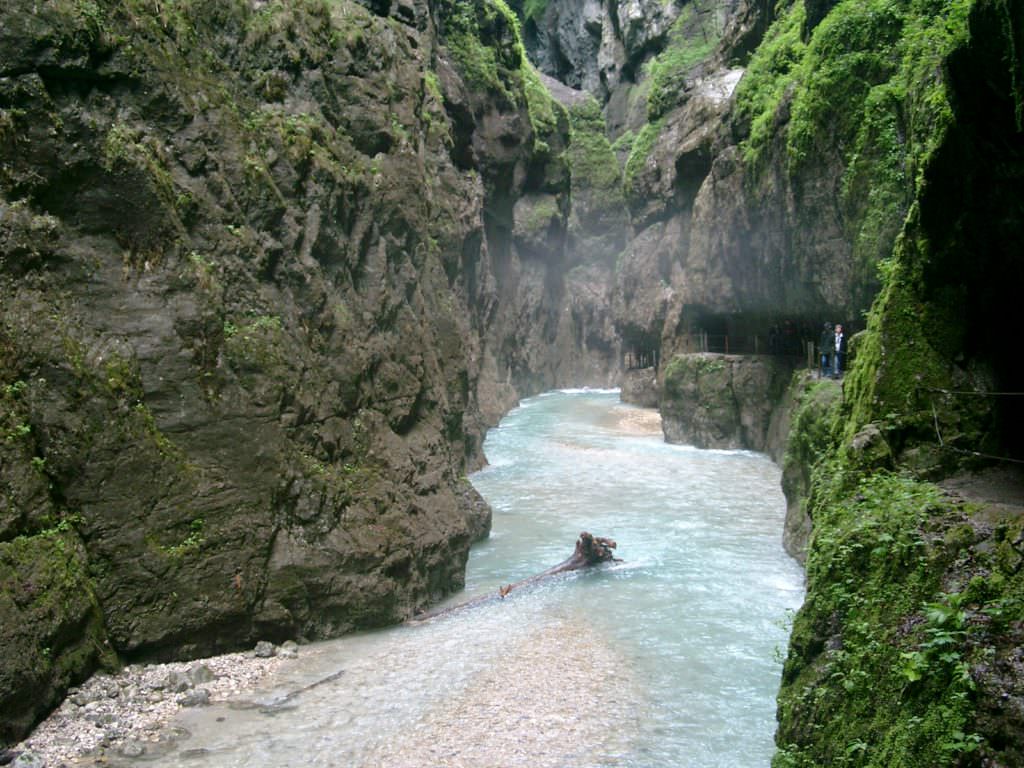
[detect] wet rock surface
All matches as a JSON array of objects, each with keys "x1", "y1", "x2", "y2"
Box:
[{"x1": 619, "y1": 367, "x2": 659, "y2": 408}]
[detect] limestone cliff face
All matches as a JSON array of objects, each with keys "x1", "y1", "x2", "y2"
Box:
[
  {"x1": 514, "y1": 0, "x2": 766, "y2": 365},
  {"x1": 523, "y1": 0, "x2": 686, "y2": 100},
  {"x1": 0, "y1": 0, "x2": 614, "y2": 743},
  {"x1": 520, "y1": 0, "x2": 889, "y2": 366},
  {"x1": 623, "y1": 0, "x2": 885, "y2": 364}
]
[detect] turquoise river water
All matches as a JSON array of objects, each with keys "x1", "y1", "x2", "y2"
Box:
[{"x1": 131, "y1": 390, "x2": 805, "y2": 767}]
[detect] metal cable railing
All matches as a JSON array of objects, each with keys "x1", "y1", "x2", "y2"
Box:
[{"x1": 925, "y1": 387, "x2": 1024, "y2": 465}]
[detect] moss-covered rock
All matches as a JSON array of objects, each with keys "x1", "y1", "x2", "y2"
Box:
[
  {"x1": 779, "y1": 373, "x2": 843, "y2": 562},
  {"x1": 775, "y1": 464, "x2": 1024, "y2": 767},
  {"x1": 774, "y1": 1, "x2": 1024, "y2": 762},
  {"x1": 0, "y1": 527, "x2": 115, "y2": 745},
  {"x1": 660, "y1": 353, "x2": 796, "y2": 450},
  {"x1": 566, "y1": 97, "x2": 627, "y2": 262},
  {"x1": 512, "y1": 192, "x2": 563, "y2": 253}
]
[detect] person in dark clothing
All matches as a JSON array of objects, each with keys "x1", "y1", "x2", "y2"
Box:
[
  {"x1": 833, "y1": 323, "x2": 847, "y2": 378},
  {"x1": 819, "y1": 322, "x2": 833, "y2": 378}
]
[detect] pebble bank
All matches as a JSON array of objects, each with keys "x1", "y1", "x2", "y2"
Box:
[{"x1": 5, "y1": 642, "x2": 295, "y2": 767}]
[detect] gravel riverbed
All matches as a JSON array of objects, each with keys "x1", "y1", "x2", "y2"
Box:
[{"x1": 6, "y1": 641, "x2": 295, "y2": 767}]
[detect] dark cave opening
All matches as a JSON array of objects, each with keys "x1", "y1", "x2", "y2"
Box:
[
  {"x1": 620, "y1": 325, "x2": 661, "y2": 369},
  {"x1": 921, "y1": 1, "x2": 1024, "y2": 461}
]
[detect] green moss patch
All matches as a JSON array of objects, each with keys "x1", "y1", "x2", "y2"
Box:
[
  {"x1": 776, "y1": 466, "x2": 1023, "y2": 766},
  {"x1": 439, "y1": 0, "x2": 565, "y2": 153},
  {"x1": 566, "y1": 98, "x2": 626, "y2": 245},
  {"x1": 732, "y1": 0, "x2": 807, "y2": 170},
  {"x1": 646, "y1": 0, "x2": 723, "y2": 120},
  {"x1": 437, "y1": 0, "x2": 525, "y2": 105},
  {"x1": 623, "y1": 117, "x2": 666, "y2": 200}
]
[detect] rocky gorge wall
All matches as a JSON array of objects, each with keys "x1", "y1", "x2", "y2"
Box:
[
  {"x1": 743, "y1": 0, "x2": 1024, "y2": 764},
  {"x1": 0, "y1": 0, "x2": 624, "y2": 743},
  {"x1": 2, "y1": 0, "x2": 1022, "y2": 761},
  {"x1": 517, "y1": 0, "x2": 881, "y2": 365}
]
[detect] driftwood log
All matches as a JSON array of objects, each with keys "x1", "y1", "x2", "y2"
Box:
[
  {"x1": 412, "y1": 532, "x2": 619, "y2": 622},
  {"x1": 246, "y1": 534, "x2": 621, "y2": 711}
]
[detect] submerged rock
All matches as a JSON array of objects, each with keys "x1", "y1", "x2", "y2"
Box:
[{"x1": 177, "y1": 689, "x2": 211, "y2": 708}]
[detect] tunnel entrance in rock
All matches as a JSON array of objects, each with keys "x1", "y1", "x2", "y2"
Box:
[
  {"x1": 676, "y1": 307, "x2": 841, "y2": 361},
  {"x1": 621, "y1": 326, "x2": 660, "y2": 370},
  {"x1": 920, "y1": 9, "x2": 1024, "y2": 464}
]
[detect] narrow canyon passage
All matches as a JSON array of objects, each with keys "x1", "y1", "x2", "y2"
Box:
[{"x1": 108, "y1": 391, "x2": 804, "y2": 768}]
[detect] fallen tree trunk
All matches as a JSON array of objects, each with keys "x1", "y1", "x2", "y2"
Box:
[
  {"x1": 412, "y1": 532, "x2": 619, "y2": 622},
  {"x1": 246, "y1": 534, "x2": 620, "y2": 713}
]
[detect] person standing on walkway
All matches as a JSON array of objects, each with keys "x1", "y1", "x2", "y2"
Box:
[
  {"x1": 819, "y1": 322, "x2": 833, "y2": 379},
  {"x1": 833, "y1": 323, "x2": 847, "y2": 378}
]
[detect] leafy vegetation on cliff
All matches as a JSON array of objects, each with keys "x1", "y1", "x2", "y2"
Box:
[
  {"x1": 736, "y1": 0, "x2": 971, "y2": 170},
  {"x1": 774, "y1": 0, "x2": 1024, "y2": 762},
  {"x1": 734, "y1": 0, "x2": 977, "y2": 290},
  {"x1": 619, "y1": 0, "x2": 724, "y2": 194},
  {"x1": 777, "y1": 464, "x2": 1023, "y2": 767},
  {"x1": 733, "y1": 1, "x2": 807, "y2": 170},
  {"x1": 622, "y1": 117, "x2": 666, "y2": 198},
  {"x1": 646, "y1": 0, "x2": 724, "y2": 120},
  {"x1": 780, "y1": 375, "x2": 843, "y2": 561}
]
